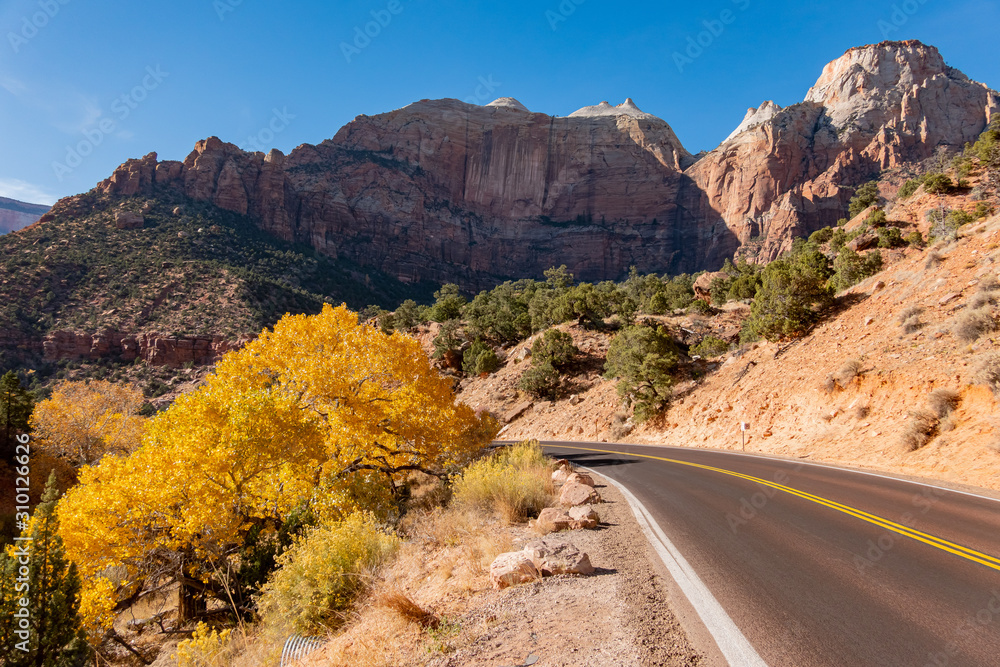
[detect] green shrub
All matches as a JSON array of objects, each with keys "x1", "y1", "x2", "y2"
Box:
[
  {"x1": 922, "y1": 173, "x2": 953, "y2": 195},
  {"x1": 974, "y1": 202, "x2": 995, "y2": 219},
  {"x1": 393, "y1": 299, "x2": 421, "y2": 330},
  {"x1": 905, "y1": 231, "x2": 925, "y2": 248},
  {"x1": 463, "y1": 281, "x2": 534, "y2": 344},
  {"x1": 876, "y1": 227, "x2": 905, "y2": 249},
  {"x1": 428, "y1": 284, "x2": 467, "y2": 322},
  {"x1": 687, "y1": 298, "x2": 713, "y2": 315},
  {"x1": 849, "y1": 181, "x2": 880, "y2": 218},
  {"x1": 646, "y1": 292, "x2": 670, "y2": 314},
  {"x1": 741, "y1": 253, "x2": 833, "y2": 342},
  {"x1": 604, "y1": 324, "x2": 679, "y2": 422},
  {"x1": 258, "y1": 512, "x2": 401, "y2": 634},
  {"x1": 432, "y1": 319, "x2": 464, "y2": 359},
  {"x1": 831, "y1": 249, "x2": 883, "y2": 292},
  {"x1": 462, "y1": 340, "x2": 501, "y2": 375},
  {"x1": 691, "y1": 336, "x2": 730, "y2": 358},
  {"x1": 453, "y1": 440, "x2": 551, "y2": 522},
  {"x1": 866, "y1": 209, "x2": 888, "y2": 228},
  {"x1": 518, "y1": 361, "x2": 560, "y2": 399},
  {"x1": 531, "y1": 329, "x2": 578, "y2": 369},
  {"x1": 809, "y1": 227, "x2": 834, "y2": 244},
  {"x1": 898, "y1": 178, "x2": 923, "y2": 199}
]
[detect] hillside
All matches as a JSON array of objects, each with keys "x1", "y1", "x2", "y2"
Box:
[
  {"x1": 0, "y1": 189, "x2": 433, "y2": 385},
  {"x1": 447, "y1": 156, "x2": 1000, "y2": 492},
  {"x1": 0, "y1": 196, "x2": 49, "y2": 234}
]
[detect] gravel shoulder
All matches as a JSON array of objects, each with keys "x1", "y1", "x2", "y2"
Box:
[{"x1": 428, "y1": 473, "x2": 710, "y2": 666}]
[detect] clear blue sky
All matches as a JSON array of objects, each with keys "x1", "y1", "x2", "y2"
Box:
[{"x1": 1, "y1": 0, "x2": 997, "y2": 205}]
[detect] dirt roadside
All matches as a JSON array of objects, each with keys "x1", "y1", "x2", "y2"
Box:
[{"x1": 425, "y1": 473, "x2": 712, "y2": 667}]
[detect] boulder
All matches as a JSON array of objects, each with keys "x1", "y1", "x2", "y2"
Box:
[
  {"x1": 559, "y1": 481, "x2": 602, "y2": 507},
  {"x1": 532, "y1": 507, "x2": 573, "y2": 534},
  {"x1": 566, "y1": 472, "x2": 595, "y2": 487},
  {"x1": 489, "y1": 551, "x2": 539, "y2": 589},
  {"x1": 567, "y1": 505, "x2": 600, "y2": 529},
  {"x1": 846, "y1": 233, "x2": 878, "y2": 252},
  {"x1": 113, "y1": 211, "x2": 144, "y2": 230},
  {"x1": 523, "y1": 540, "x2": 594, "y2": 576},
  {"x1": 552, "y1": 468, "x2": 572, "y2": 484}
]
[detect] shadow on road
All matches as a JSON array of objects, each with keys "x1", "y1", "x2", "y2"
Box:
[{"x1": 546, "y1": 452, "x2": 639, "y2": 469}]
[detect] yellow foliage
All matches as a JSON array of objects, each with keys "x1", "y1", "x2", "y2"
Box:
[
  {"x1": 57, "y1": 304, "x2": 498, "y2": 637},
  {"x1": 31, "y1": 379, "x2": 146, "y2": 466},
  {"x1": 257, "y1": 511, "x2": 401, "y2": 634},
  {"x1": 175, "y1": 623, "x2": 232, "y2": 667},
  {"x1": 452, "y1": 440, "x2": 552, "y2": 522}
]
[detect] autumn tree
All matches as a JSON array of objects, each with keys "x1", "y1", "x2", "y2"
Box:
[
  {"x1": 57, "y1": 304, "x2": 498, "y2": 639},
  {"x1": 30, "y1": 380, "x2": 146, "y2": 467}
]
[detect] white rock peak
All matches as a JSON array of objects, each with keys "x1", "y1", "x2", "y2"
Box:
[
  {"x1": 724, "y1": 100, "x2": 783, "y2": 143},
  {"x1": 566, "y1": 98, "x2": 660, "y2": 120},
  {"x1": 485, "y1": 97, "x2": 530, "y2": 111}
]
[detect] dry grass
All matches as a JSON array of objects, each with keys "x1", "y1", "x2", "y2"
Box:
[
  {"x1": 925, "y1": 250, "x2": 944, "y2": 269},
  {"x1": 853, "y1": 404, "x2": 871, "y2": 419},
  {"x1": 375, "y1": 589, "x2": 439, "y2": 629},
  {"x1": 835, "y1": 359, "x2": 864, "y2": 388},
  {"x1": 972, "y1": 351, "x2": 1000, "y2": 395},
  {"x1": 927, "y1": 388, "x2": 961, "y2": 418},
  {"x1": 900, "y1": 409, "x2": 940, "y2": 452},
  {"x1": 898, "y1": 305, "x2": 925, "y2": 334},
  {"x1": 969, "y1": 290, "x2": 998, "y2": 310},
  {"x1": 610, "y1": 413, "x2": 632, "y2": 439},
  {"x1": 452, "y1": 440, "x2": 553, "y2": 523},
  {"x1": 821, "y1": 374, "x2": 837, "y2": 394},
  {"x1": 953, "y1": 308, "x2": 996, "y2": 343}
]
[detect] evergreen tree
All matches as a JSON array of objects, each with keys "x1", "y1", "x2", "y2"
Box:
[
  {"x1": 0, "y1": 371, "x2": 34, "y2": 466},
  {"x1": 0, "y1": 472, "x2": 90, "y2": 667},
  {"x1": 604, "y1": 325, "x2": 679, "y2": 422}
]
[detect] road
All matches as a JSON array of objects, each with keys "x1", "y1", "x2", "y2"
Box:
[{"x1": 540, "y1": 441, "x2": 1000, "y2": 667}]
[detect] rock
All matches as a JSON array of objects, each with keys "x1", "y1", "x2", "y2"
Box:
[
  {"x1": 567, "y1": 505, "x2": 600, "y2": 529},
  {"x1": 566, "y1": 472, "x2": 595, "y2": 487},
  {"x1": 847, "y1": 233, "x2": 878, "y2": 252},
  {"x1": 113, "y1": 211, "x2": 144, "y2": 230},
  {"x1": 489, "y1": 551, "x2": 539, "y2": 589},
  {"x1": 504, "y1": 400, "x2": 533, "y2": 423},
  {"x1": 693, "y1": 271, "x2": 726, "y2": 301},
  {"x1": 552, "y1": 468, "x2": 572, "y2": 484},
  {"x1": 569, "y1": 394, "x2": 581, "y2": 406},
  {"x1": 514, "y1": 346, "x2": 531, "y2": 362},
  {"x1": 532, "y1": 507, "x2": 574, "y2": 533},
  {"x1": 939, "y1": 292, "x2": 961, "y2": 306},
  {"x1": 559, "y1": 481, "x2": 602, "y2": 507},
  {"x1": 523, "y1": 540, "x2": 594, "y2": 576}
]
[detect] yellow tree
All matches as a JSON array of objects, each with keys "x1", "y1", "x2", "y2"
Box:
[
  {"x1": 58, "y1": 304, "x2": 498, "y2": 639},
  {"x1": 31, "y1": 380, "x2": 146, "y2": 467}
]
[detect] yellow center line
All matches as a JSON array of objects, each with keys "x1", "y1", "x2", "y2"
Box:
[{"x1": 550, "y1": 444, "x2": 1000, "y2": 573}]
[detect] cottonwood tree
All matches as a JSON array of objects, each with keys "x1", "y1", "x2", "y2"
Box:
[
  {"x1": 30, "y1": 380, "x2": 146, "y2": 467},
  {"x1": 58, "y1": 304, "x2": 498, "y2": 638}
]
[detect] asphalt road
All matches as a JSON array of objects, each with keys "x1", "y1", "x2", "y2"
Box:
[{"x1": 539, "y1": 441, "x2": 1000, "y2": 667}]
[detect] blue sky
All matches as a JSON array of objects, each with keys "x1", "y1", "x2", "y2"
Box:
[{"x1": 1, "y1": 0, "x2": 997, "y2": 205}]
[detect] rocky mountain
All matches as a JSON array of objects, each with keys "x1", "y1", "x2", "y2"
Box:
[
  {"x1": 61, "y1": 41, "x2": 1000, "y2": 291},
  {"x1": 0, "y1": 197, "x2": 49, "y2": 234},
  {"x1": 680, "y1": 40, "x2": 1000, "y2": 267}
]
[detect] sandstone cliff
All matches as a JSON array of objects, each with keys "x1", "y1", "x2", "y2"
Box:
[
  {"x1": 0, "y1": 197, "x2": 49, "y2": 234},
  {"x1": 90, "y1": 40, "x2": 997, "y2": 288}
]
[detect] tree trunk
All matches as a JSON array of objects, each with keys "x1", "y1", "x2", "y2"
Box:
[{"x1": 177, "y1": 581, "x2": 206, "y2": 622}]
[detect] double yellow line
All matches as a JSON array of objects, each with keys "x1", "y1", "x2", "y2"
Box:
[{"x1": 552, "y1": 444, "x2": 1000, "y2": 573}]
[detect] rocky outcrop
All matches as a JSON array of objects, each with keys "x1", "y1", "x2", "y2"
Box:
[
  {"x1": 88, "y1": 41, "x2": 997, "y2": 286},
  {"x1": 678, "y1": 41, "x2": 999, "y2": 267},
  {"x1": 33, "y1": 330, "x2": 249, "y2": 366}
]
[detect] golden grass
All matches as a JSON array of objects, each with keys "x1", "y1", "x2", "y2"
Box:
[{"x1": 452, "y1": 440, "x2": 554, "y2": 523}]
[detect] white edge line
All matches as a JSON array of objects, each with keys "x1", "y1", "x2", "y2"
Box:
[{"x1": 583, "y1": 466, "x2": 769, "y2": 667}]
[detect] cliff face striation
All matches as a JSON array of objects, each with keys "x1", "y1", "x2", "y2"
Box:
[{"x1": 88, "y1": 40, "x2": 997, "y2": 288}]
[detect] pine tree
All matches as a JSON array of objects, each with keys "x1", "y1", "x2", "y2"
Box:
[
  {"x1": 0, "y1": 472, "x2": 90, "y2": 667},
  {"x1": 0, "y1": 371, "x2": 34, "y2": 466}
]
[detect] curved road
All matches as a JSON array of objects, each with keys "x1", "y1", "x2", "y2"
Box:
[{"x1": 538, "y1": 441, "x2": 1000, "y2": 667}]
